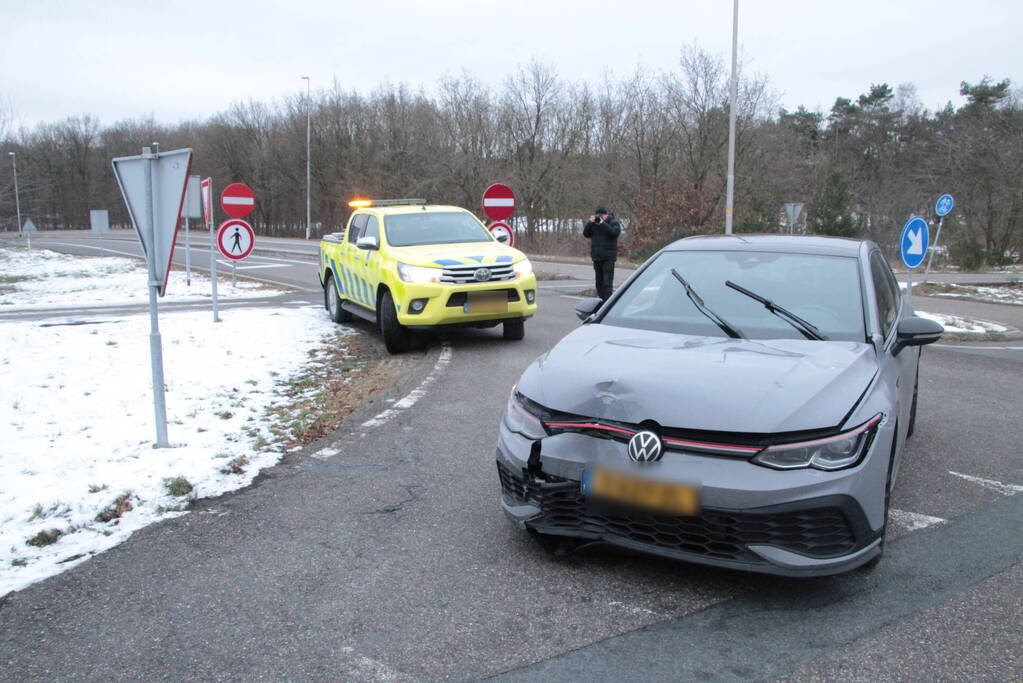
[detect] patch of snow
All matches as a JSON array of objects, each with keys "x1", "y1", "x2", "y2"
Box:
[
  {"x1": 0, "y1": 246, "x2": 288, "y2": 309},
  {"x1": 914, "y1": 310, "x2": 1007, "y2": 334},
  {"x1": 0, "y1": 246, "x2": 350, "y2": 596}
]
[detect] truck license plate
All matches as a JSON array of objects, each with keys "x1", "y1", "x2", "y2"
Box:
[{"x1": 464, "y1": 292, "x2": 507, "y2": 314}]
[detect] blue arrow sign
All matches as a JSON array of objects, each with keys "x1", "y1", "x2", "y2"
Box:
[
  {"x1": 901, "y1": 216, "x2": 929, "y2": 269},
  {"x1": 935, "y1": 194, "x2": 954, "y2": 217}
]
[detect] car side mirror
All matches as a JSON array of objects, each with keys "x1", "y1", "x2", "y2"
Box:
[
  {"x1": 892, "y1": 316, "x2": 944, "y2": 355},
  {"x1": 575, "y1": 297, "x2": 603, "y2": 321},
  {"x1": 356, "y1": 236, "x2": 379, "y2": 251}
]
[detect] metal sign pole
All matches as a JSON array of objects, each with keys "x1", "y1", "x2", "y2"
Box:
[
  {"x1": 209, "y1": 187, "x2": 220, "y2": 323},
  {"x1": 142, "y1": 147, "x2": 170, "y2": 448},
  {"x1": 185, "y1": 215, "x2": 191, "y2": 286},
  {"x1": 232, "y1": 259, "x2": 237, "y2": 287},
  {"x1": 922, "y1": 216, "x2": 945, "y2": 283}
]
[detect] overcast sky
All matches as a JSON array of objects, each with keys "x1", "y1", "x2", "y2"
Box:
[{"x1": 3, "y1": 0, "x2": 1021, "y2": 129}]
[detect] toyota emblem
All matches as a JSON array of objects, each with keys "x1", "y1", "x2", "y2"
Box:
[
  {"x1": 628, "y1": 431, "x2": 663, "y2": 463},
  {"x1": 473, "y1": 268, "x2": 493, "y2": 282}
]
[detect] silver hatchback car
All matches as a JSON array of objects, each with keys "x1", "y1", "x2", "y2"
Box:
[{"x1": 496, "y1": 235, "x2": 943, "y2": 576}]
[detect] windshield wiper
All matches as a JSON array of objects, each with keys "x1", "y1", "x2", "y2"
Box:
[
  {"x1": 670, "y1": 269, "x2": 745, "y2": 339},
  {"x1": 725, "y1": 280, "x2": 828, "y2": 341}
]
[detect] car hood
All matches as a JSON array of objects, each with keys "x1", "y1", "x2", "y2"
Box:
[
  {"x1": 517, "y1": 323, "x2": 878, "y2": 434},
  {"x1": 388, "y1": 242, "x2": 525, "y2": 268}
]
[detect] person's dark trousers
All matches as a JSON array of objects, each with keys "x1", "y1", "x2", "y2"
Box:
[{"x1": 593, "y1": 259, "x2": 615, "y2": 301}]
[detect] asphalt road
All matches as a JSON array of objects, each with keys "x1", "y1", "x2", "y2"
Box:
[{"x1": 1, "y1": 232, "x2": 1021, "y2": 680}]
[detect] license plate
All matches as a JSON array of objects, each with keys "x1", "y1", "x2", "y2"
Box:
[
  {"x1": 464, "y1": 292, "x2": 507, "y2": 314},
  {"x1": 583, "y1": 468, "x2": 700, "y2": 516}
]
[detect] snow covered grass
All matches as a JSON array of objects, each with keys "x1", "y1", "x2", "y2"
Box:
[
  {"x1": 912, "y1": 281, "x2": 1023, "y2": 306},
  {"x1": 914, "y1": 310, "x2": 1008, "y2": 336},
  {"x1": 0, "y1": 246, "x2": 288, "y2": 308},
  {"x1": 0, "y1": 247, "x2": 360, "y2": 596}
]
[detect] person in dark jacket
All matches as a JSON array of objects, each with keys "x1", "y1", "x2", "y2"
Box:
[{"x1": 583, "y1": 205, "x2": 621, "y2": 301}]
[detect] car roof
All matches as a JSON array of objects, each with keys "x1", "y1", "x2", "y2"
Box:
[{"x1": 664, "y1": 234, "x2": 866, "y2": 257}]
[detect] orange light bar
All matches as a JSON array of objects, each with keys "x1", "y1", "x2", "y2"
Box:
[{"x1": 348, "y1": 199, "x2": 373, "y2": 208}]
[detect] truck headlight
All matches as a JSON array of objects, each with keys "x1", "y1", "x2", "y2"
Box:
[
  {"x1": 752, "y1": 414, "x2": 883, "y2": 471},
  {"x1": 397, "y1": 262, "x2": 442, "y2": 284},
  {"x1": 512, "y1": 259, "x2": 533, "y2": 278}
]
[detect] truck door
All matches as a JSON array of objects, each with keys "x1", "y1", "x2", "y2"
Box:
[
  {"x1": 343, "y1": 213, "x2": 375, "y2": 309},
  {"x1": 359, "y1": 215, "x2": 383, "y2": 312}
]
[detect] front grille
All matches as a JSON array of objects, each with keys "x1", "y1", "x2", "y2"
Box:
[
  {"x1": 441, "y1": 263, "x2": 515, "y2": 284},
  {"x1": 497, "y1": 462, "x2": 857, "y2": 561},
  {"x1": 446, "y1": 289, "x2": 520, "y2": 307}
]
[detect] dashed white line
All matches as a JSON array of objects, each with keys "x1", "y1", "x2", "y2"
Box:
[
  {"x1": 360, "y1": 343, "x2": 453, "y2": 429},
  {"x1": 949, "y1": 471, "x2": 1023, "y2": 496},
  {"x1": 888, "y1": 508, "x2": 947, "y2": 531}
]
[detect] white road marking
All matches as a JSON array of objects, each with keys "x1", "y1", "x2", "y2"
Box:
[
  {"x1": 888, "y1": 508, "x2": 947, "y2": 531},
  {"x1": 560, "y1": 295, "x2": 587, "y2": 301},
  {"x1": 933, "y1": 344, "x2": 1023, "y2": 350},
  {"x1": 338, "y1": 646, "x2": 410, "y2": 682},
  {"x1": 311, "y1": 446, "x2": 340, "y2": 460},
  {"x1": 538, "y1": 282, "x2": 588, "y2": 289},
  {"x1": 949, "y1": 471, "x2": 1023, "y2": 496},
  {"x1": 216, "y1": 260, "x2": 289, "y2": 270},
  {"x1": 608, "y1": 600, "x2": 663, "y2": 618},
  {"x1": 360, "y1": 343, "x2": 453, "y2": 429}
]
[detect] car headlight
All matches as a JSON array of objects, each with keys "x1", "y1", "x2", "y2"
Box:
[
  {"x1": 512, "y1": 259, "x2": 533, "y2": 279},
  {"x1": 503, "y1": 389, "x2": 547, "y2": 440},
  {"x1": 397, "y1": 262, "x2": 442, "y2": 284},
  {"x1": 752, "y1": 414, "x2": 883, "y2": 471}
]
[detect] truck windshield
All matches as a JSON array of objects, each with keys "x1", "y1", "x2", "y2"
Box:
[{"x1": 385, "y1": 212, "x2": 493, "y2": 247}]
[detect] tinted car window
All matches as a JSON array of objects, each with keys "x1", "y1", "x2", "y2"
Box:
[
  {"x1": 384, "y1": 212, "x2": 492, "y2": 247},
  {"x1": 601, "y1": 250, "x2": 866, "y2": 342},
  {"x1": 347, "y1": 214, "x2": 369, "y2": 244},
  {"x1": 870, "y1": 252, "x2": 899, "y2": 337}
]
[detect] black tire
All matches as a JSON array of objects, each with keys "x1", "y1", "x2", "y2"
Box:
[
  {"x1": 324, "y1": 276, "x2": 351, "y2": 324},
  {"x1": 503, "y1": 318, "x2": 525, "y2": 341},
  {"x1": 379, "y1": 289, "x2": 410, "y2": 354},
  {"x1": 862, "y1": 425, "x2": 897, "y2": 571}
]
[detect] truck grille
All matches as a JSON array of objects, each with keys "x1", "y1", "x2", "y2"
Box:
[{"x1": 441, "y1": 263, "x2": 515, "y2": 284}]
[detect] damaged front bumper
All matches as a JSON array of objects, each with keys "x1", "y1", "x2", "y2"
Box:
[{"x1": 495, "y1": 422, "x2": 887, "y2": 577}]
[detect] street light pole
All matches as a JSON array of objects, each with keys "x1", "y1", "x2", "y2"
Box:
[
  {"x1": 302, "y1": 75, "x2": 311, "y2": 240},
  {"x1": 8, "y1": 152, "x2": 21, "y2": 235},
  {"x1": 724, "y1": 0, "x2": 739, "y2": 235}
]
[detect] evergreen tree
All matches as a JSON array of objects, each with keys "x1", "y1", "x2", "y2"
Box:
[{"x1": 809, "y1": 172, "x2": 864, "y2": 238}]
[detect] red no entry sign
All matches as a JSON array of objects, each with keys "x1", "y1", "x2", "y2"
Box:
[
  {"x1": 482, "y1": 183, "x2": 516, "y2": 221},
  {"x1": 216, "y1": 219, "x2": 255, "y2": 260},
  {"x1": 221, "y1": 182, "x2": 255, "y2": 219}
]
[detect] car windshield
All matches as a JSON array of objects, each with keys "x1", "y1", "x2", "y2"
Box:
[
  {"x1": 601, "y1": 250, "x2": 866, "y2": 342},
  {"x1": 384, "y1": 211, "x2": 493, "y2": 247}
]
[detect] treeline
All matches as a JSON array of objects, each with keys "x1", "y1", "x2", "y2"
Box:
[{"x1": 1, "y1": 48, "x2": 1020, "y2": 265}]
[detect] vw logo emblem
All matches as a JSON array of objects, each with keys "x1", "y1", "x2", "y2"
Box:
[
  {"x1": 628, "y1": 431, "x2": 663, "y2": 463},
  {"x1": 473, "y1": 268, "x2": 492, "y2": 282}
]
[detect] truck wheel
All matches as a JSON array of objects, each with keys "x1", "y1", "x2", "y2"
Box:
[
  {"x1": 503, "y1": 319, "x2": 525, "y2": 341},
  {"x1": 379, "y1": 290, "x2": 410, "y2": 354},
  {"x1": 325, "y1": 277, "x2": 351, "y2": 324}
]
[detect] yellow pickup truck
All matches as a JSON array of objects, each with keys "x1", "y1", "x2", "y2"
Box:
[{"x1": 319, "y1": 199, "x2": 538, "y2": 353}]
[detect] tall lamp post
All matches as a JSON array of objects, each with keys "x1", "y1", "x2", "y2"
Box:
[
  {"x1": 302, "y1": 75, "x2": 311, "y2": 240},
  {"x1": 8, "y1": 152, "x2": 21, "y2": 235},
  {"x1": 724, "y1": 0, "x2": 738, "y2": 235}
]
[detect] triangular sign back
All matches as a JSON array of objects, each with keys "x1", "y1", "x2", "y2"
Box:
[{"x1": 111, "y1": 148, "x2": 193, "y2": 296}]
